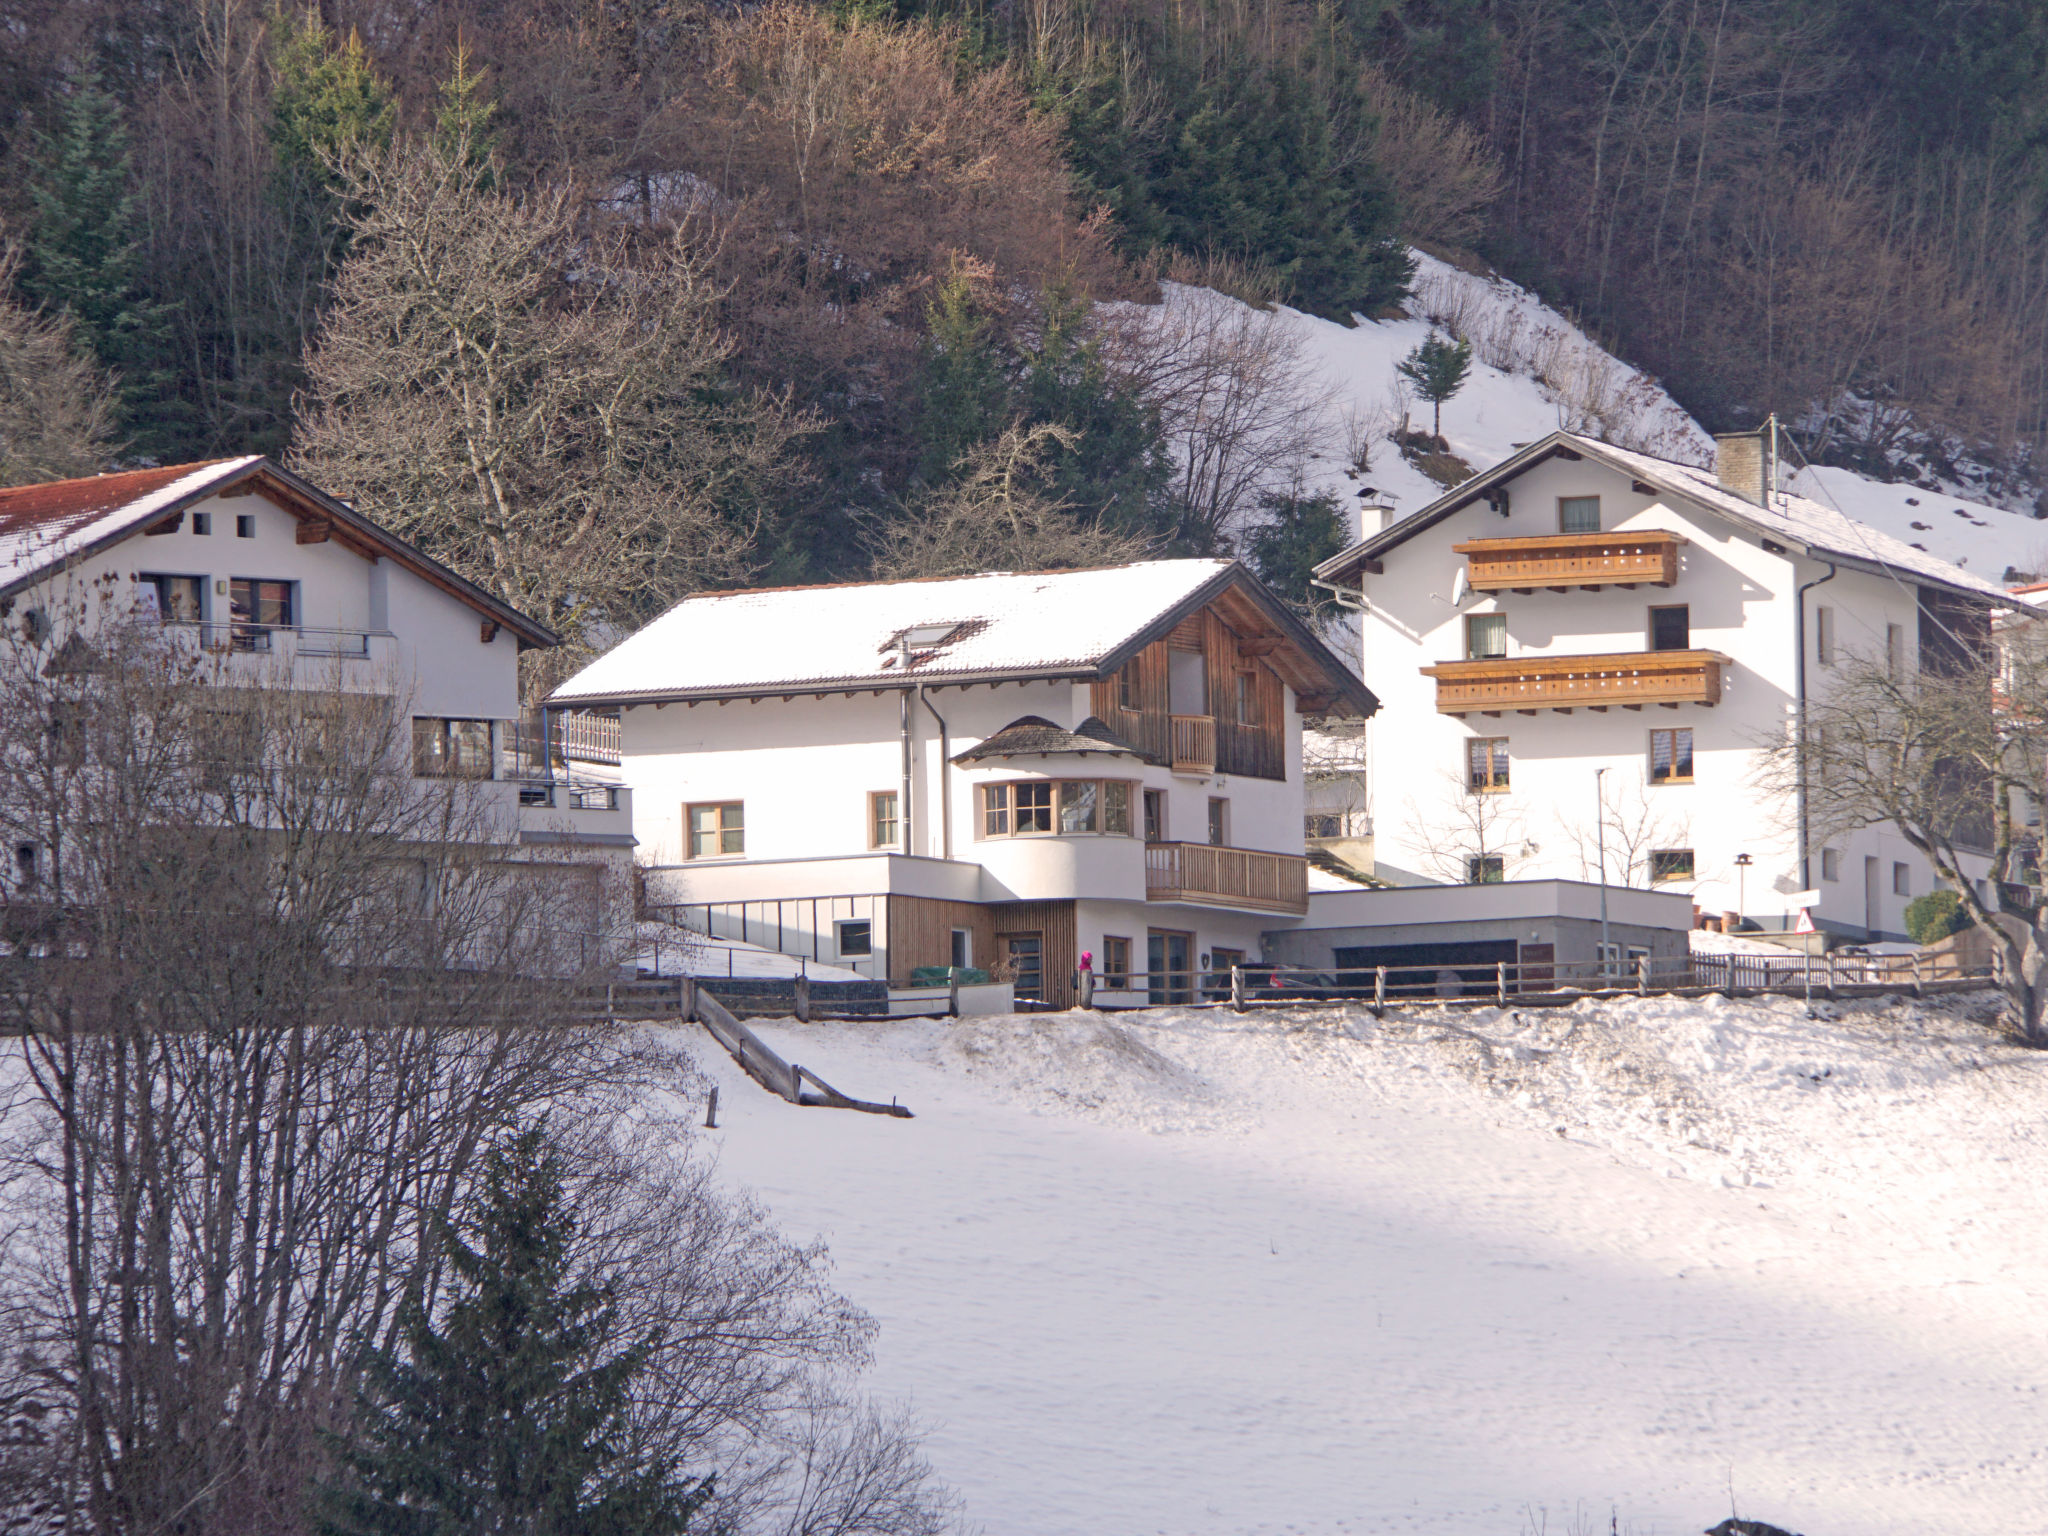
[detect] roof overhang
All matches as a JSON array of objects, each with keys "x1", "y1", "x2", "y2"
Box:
[
  {"x1": 1, "y1": 458, "x2": 560, "y2": 648},
  {"x1": 1314, "y1": 430, "x2": 2024, "y2": 612}
]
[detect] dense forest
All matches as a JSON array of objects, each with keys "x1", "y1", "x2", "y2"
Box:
[{"x1": 4, "y1": 0, "x2": 2048, "y2": 661}]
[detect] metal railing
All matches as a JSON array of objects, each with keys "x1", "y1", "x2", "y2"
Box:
[
  {"x1": 161, "y1": 619, "x2": 380, "y2": 658},
  {"x1": 515, "y1": 778, "x2": 621, "y2": 812}
]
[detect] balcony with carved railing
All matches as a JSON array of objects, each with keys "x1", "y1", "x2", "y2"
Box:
[
  {"x1": 1145, "y1": 841, "x2": 1309, "y2": 914},
  {"x1": 1420, "y1": 649, "x2": 1730, "y2": 715},
  {"x1": 1452, "y1": 531, "x2": 1683, "y2": 591},
  {"x1": 1169, "y1": 713, "x2": 1215, "y2": 775}
]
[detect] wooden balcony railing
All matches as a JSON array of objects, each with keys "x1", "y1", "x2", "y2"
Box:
[
  {"x1": 1169, "y1": 713, "x2": 1216, "y2": 774},
  {"x1": 1420, "y1": 649, "x2": 1730, "y2": 715},
  {"x1": 1452, "y1": 531, "x2": 1683, "y2": 591},
  {"x1": 1145, "y1": 841, "x2": 1309, "y2": 914}
]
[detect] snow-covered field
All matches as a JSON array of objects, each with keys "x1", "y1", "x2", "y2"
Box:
[{"x1": 676, "y1": 993, "x2": 2048, "y2": 1536}]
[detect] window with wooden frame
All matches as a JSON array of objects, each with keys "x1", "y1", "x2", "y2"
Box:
[
  {"x1": 979, "y1": 780, "x2": 1132, "y2": 838},
  {"x1": 1649, "y1": 848, "x2": 1695, "y2": 883},
  {"x1": 413, "y1": 717, "x2": 493, "y2": 779},
  {"x1": 1143, "y1": 789, "x2": 1166, "y2": 843},
  {"x1": 1102, "y1": 935, "x2": 1132, "y2": 987},
  {"x1": 1648, "y1": 604, "x2": 1690, "y2": 652},
  {"x1": 1467, "y1": 736, "x2": 1510, "y2": 792},
  {"x1": 686, "y1": 801, "x2": 744, "y2": 858},
  {"x1": 1117, "y1": 663, "x2": 1138, "y2": 711},
  {"x1": 1233, "y1": 670, "x2": 1253, "y2": 724},
  {"x1": 1465, "y1": 612, "x2": 1507, "y2": 660},
  {"x1": 868, "y1": 789, "x2": 900, "y2": 849},
  {"x1": 1649, "y1": 727, "x2": 1694, "y2": 784},
  {"x1": 1559, "y1": 495, "x2": 1601, "y2": 533},
  {"x1": 1207, "y1": 796, "x2": 1228, "y2": 846}
]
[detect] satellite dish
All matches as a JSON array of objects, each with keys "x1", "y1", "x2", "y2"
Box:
[{"x1": 1451, "y1": 567, "x2": 1470, "y2": 606}]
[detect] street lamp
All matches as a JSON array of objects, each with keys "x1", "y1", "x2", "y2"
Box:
[
  {"x1": 1734, "y1": 852, "x2": 1753, "y2": 925},
  {"x1": 1595, "y1": 767, "x2": 1610, "y2": 978}
]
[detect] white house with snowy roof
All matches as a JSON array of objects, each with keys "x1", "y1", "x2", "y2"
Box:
[
  {"x1": 1315, "y1": 427, "x2": 2022, "y2": 943},
  {"x1": 550, "y1": 560, "x2": 1378, "y2": 1007},
  {"x1": 0, "y1": 458, "x2": 634, "y2": 930}
]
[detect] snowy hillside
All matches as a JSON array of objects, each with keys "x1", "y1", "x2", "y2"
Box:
[
  {"x1": 1196, "y1": 252, "x2": 2048, "y2": 581},
  {"x1": 677, "y1": 995, "x2": 2048, "y2": 1536}
]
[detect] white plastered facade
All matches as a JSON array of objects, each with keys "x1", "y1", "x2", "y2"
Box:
[{"x1": 1358, "y1": 452, "x2": 1987, "y2": 941}]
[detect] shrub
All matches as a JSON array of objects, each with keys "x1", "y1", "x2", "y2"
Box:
[{"x1": 1905, "y1": 888, "x2": 1973, "y2": 945}]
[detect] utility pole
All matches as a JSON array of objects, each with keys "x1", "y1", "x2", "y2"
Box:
[{"x1": 1595, "y1": 767, "x2": 1610, "y2": 980}]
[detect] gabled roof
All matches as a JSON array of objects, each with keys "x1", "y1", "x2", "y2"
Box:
[
  {"x1": 1315, "y1": 430, "x2": 2029, "y2": 609},
  {"x1": 0, "y1": 458, "x2": 559, "y2": 647},
  {"x1": 550, "y1": 559, "x2": 1379, "y2": 716},
  {"x1": 951, "y1": 714, "x2": 1142, "y2": 763}
]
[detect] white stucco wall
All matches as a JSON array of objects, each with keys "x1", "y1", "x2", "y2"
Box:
[
  {"x1": 1359, "y1": 455, "x2": 1976, "y2": 939},
  {"x1": 19, "y1": 486, "x2": 519, "y2": 722},
  {"x1": 619, "y1": 675, "x2": 1309, "y2": 912}
]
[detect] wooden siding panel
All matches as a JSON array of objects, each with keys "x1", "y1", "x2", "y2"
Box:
[
  {"x1": 989, "y1": 898, "x2": 1078, "y2": 1008},
  {"x1": 884, "y1": 896, "x2": 996, "y2": 984}
]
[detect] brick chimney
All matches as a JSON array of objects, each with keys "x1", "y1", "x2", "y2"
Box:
[{"x1": 1714, "y1": 430, "x2": 1769, "y2": 506}]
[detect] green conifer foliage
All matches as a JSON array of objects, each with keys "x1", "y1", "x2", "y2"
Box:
[
  {"x1": 316, "y1": 1127, "x2": 711, "y2": 1536},
  {"x1": 1396, "y1": 331, "x2": 1472, "y2": 437},
  {"x1": 433, "y1": 39, "x2": 501, "y2": 181},
  {"x1": 21, "y1": 72, "x2": 180, "y2": 459},
  {"x1": 1245, "y1": 488, "x2": 1348, "y2": 618},
  {"x1": 269, "y1": 7, "x2": 396, "y2": 258}
]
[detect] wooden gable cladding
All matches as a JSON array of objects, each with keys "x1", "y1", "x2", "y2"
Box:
[{"x1": 1090, "y1": 599, "x2": 1288, "y2": 781}]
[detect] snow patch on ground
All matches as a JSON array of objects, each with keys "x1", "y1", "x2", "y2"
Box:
[
  {"x1": 1167, "y1": 251, "x2": 2047, "y2": 577},
  {"x1": 680, "y1": 991, "x2": 2048, "y2": 1536}
]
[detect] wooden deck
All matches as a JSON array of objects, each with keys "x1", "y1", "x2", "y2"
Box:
[{"x1": 1144, "y1": 841, "x2": 1309, "y2": 914}]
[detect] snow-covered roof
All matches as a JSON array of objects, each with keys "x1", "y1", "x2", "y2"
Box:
[
  {"x1": 0, "y1": 458, "x2": 259, "y2": 589},
  {"x1": 0, "y1": 457, "x2": 559, "y2": 645},
  {"x1": 550, "y1": 560, "x2": 1379, "y2": 715},
  {"x1": 1318, "y1": 430, "x2": 2035, "y2": 609}
]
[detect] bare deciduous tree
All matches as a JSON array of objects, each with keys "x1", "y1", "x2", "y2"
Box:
[
  {"x1": 1757, "y1": 619, "x2": 2048, "y2": 1042},
  {"x1": 0, "y1": 600, "x2": 955, "y2": 1534},
  {"x1": 866, "y1": 422, "x2": 1153, "y2": 579},
  {"x1": 293, "y1": 135, "x2": 814, "y2": 692},
  {"x1": 1109, "y1": 283, "x2": 1334, "y2": 556},
  {"x1": 1402, "y1": 770, "x2": 1530, "y2": 885},
  {"x1": 1566, "y1": 777, "x2": 1692, "y2": 889},
  {"x1": 0, "y1": 247, "x2": 116, "y2": 485}
]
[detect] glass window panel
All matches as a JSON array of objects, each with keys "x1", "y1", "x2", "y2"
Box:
[
  {"x1": 871, "y1": 791, "x2": 899, "y2": 847},
  {"x1": 1014, "y1": 782, "x2": 1053, "y2": 833},
  {"x1": 1060, "y1": 780, "x2": 1098, "y2": 833},
  {"x1": 1559, "y1": 496, "x2": 1600, "y2": 533},
  {"x1": 982, "y1": 784, "x2": 1009, "y2": 836},
  {"x1": 1650, "y1": 605, "x2": 1689, "y2": 651},
  {"x1": 1466, "y1": 613, "x2": 1507, "y2": 659},
  {"x1": 719, "y1": 803, "x2": 744, "y2": 854},
  {"x1": 1103, "y1": 781, "x2": 1131, "y2": 835}
]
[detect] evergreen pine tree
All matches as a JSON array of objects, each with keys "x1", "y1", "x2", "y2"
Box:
[
  {"x1": 21, "y1": 71, "x2": 181, "y2": 459},
  {"x1": 1244, "y1": 487, "x2": 1347, "y2": 618},
  {"x1": 913, "y1": 261, "x2": 1013, "y2": 484},
  {"x1": 432, "y1": 39, "x2": 501, "y2": 183},
  {"x1": 269, "y1": 7, "x2": 396, "y2": 267},
  {"x1": 1396, "y1": 331, "x2": 1472, "y2": 438},
  {"x1": 316, "y1": 1127, "x2": 710, "y2": 1536}
]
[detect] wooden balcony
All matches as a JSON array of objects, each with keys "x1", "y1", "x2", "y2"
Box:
[
  {"x1": 1169, "y1": 713, "x2": 1215, "y2": 775},
  {"x1": 1145, "y1": 841, "x2": 1309, "y2": 914},
  {"x1": 1421, "y1": 649, "x2": 1730, "y2": 715},
  {"x1": 1453, "y1": 531, "x2": 1683, "y2": 591}
]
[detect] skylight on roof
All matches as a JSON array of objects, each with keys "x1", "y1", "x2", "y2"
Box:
[{"x1": 900, "y1": 623, "x2": 961, "y2": 647}]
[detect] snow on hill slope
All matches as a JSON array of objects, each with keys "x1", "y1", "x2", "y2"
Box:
[
  {"x1": 1185, "y1": 251, "x2": 2048, "y2": 581},
  {"x1": 678, "y1": 994, "x2": 2048, "y2": 1536}
]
